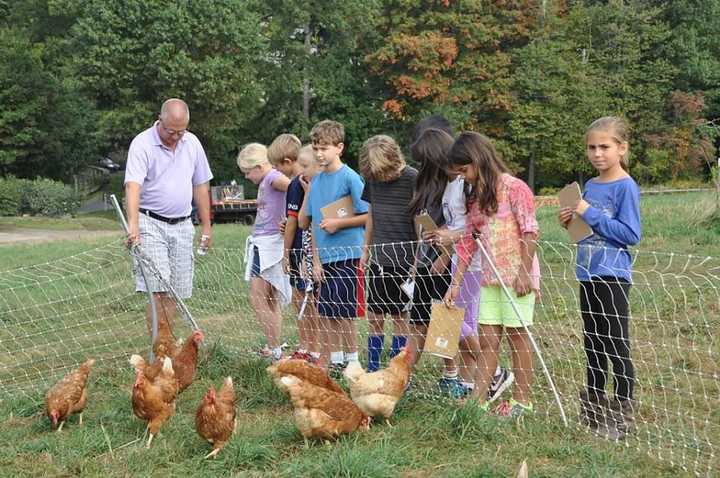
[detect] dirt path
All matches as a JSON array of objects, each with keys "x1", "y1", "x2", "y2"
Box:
[{"x1": 0, "y1": 228, "x2": 122, "y2": 245}]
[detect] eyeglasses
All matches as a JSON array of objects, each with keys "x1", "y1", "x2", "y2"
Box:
[{"x1": 159, "y1": 120, "x2": 187, "y2": 137}]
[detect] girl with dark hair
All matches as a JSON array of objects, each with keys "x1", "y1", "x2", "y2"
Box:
[
  {"x1": 445, "y1": 132, "x2": 540, "y2": 418},
  {"x1": 407, "y1": 127, "x2": 468, "y2": 398}
]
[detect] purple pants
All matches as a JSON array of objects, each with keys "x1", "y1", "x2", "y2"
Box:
[{"x1": 453, "y1": 266, "x2": 482, "y2": 339}]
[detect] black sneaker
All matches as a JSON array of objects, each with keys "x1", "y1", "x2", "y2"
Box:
[
  {"x1": 487, "y1": 368, "x2": 514, "y2": 404},
  {"x1": 328, "y1": 362, "x2": 347, "y2": 380}
]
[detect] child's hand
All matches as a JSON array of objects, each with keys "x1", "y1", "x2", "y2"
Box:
[
  {"x1": 313, "y1": 261, "x2": 325, "y2": 283},
  {"x1": 558, "y1": 207, "x2": 573, "y2": 229},
  {"x1": 430, "y1": 256, "x2": 447, "y2": 275},
  {"x1": 514, "y1": 269, "x2": 532, "y2": 297},
  {"x1": 360, "y1": 247, "x2": 370, "y2": 270},
  {"x1": 320, "y1": 218, "x2": 340, "y2": 234},
  {"x1": 432, "y1": 228, "x2": 455, "y2": 247},
  {"x1": 575, "y1": 199, "x2": 590, "y2": 216},
  {"x1": 421, "y1": 230, "x2": 436, "y2": 242},
  {"x1": 282, "y1": 253, "x2": 290, "y2": 274},
  {"x1": 443, "y1": 284, "x2": 460, "y2": 307},
  {"x1": 279, "y1": 217, "x2": 287, "y2": 234},
  {"x1": 299, "y1": 175, "x2": 311, "y2": 192}
]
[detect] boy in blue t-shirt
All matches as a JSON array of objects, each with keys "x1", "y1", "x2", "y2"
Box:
[{"x1": 298, "y1": 120, "x2": 368, "y2": 373}]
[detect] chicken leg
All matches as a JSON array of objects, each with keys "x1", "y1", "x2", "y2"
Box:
[
  {"x1": 78, "y1": 413, "x2": 83, "y2": 426},
  {"x1": 204, "y1": 448, "x2": 221, "y2": 459},
  {"x1": 57, "y1": 421, "x2": 65, "y2": 432},
  {"x1": 146, "y1": 433, "x2": 155, "y2": 448}
]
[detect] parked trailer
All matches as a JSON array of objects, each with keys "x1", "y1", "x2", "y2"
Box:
[
  {"x1": 210, "y1": 184, "x2": 257, "y2": 224},
  {"x1": 193, "y1": 184, "x2": 257, "y2": 225}
]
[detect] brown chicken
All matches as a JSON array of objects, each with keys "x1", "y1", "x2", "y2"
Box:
[
  {"x1": 152, "y1": 316, "x2": 177, "y2": 359},
  {"x1": 131, "y1": 329, "x2": 203, "y2": 393},
  {"x1": 278, "y1": 375, "x2": 370, "y2": 443},
  {"x1": 130, "y1": 355, "x2": 178, "y2": 448},
  {"x1": 174, "y1": 329, "x2": 204, "y2": 393},
  {"x1": 45, "y1": 358, "x2": 95, "y2": 431},
  {"x1": 195, "y1": 376, "x2": 237, "y2": 459},
  {"x1": 343, "y1": 348, "x2": 412, "y2": 425},
  {"x1": 267, "y1": 359, "x2": 343, "y2": 394}
]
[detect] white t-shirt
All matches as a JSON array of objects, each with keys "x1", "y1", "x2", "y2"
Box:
[{"x1": 442, "y1": 177, "x2": 482, "y2": 272}]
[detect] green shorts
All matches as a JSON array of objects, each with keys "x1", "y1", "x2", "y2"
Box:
[{"x1": 478, "y1": 286, "x2": 535, "y2": 328}]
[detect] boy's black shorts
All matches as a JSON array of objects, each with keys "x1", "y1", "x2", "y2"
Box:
[
  {"x1": 366, "y1": 263, "x2": 411, "y2": 316},
  {"x1": 409, "y1": 266, "x2": 451, "y2": 326}
]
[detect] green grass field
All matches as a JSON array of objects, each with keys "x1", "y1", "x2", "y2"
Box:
[{"x1": 0, "y1": 192, "x2": 718, "y2": 477}]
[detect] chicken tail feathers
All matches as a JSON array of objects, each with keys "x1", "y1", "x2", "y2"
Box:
[
  {"x1": 343, "y1": 361, "x2": 364, "y2": 383},
  {"x1": 279, "y1": 375, "x2": 299, "y2": 389},
  {"x1": 129, "y1": 354, "x2": 145, "y2": 370},
  {"x1": 161, "y1": 356, "x2": 174, "y2": 376}
]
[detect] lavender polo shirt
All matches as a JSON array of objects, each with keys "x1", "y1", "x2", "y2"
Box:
[{"x1": 124, "y1": 123, "x2": 213, "y2": 218}]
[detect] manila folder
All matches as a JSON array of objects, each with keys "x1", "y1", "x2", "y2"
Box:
[
  {"x1": 424, "y1": 301, "x2": 465, "y2": 359},
  {"x1": 320, "y1": 195, "x2": 355, "y2": 220},
  {"x1": 558, "y1": 182, "x2": 593, "y2": 243}
]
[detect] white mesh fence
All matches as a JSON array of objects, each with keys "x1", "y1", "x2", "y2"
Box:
[{"x1": 0, "y1": 236, "x2": 718, "y2": 476}]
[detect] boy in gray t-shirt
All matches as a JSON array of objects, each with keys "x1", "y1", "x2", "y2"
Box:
[{"x1": 360, "y1": 135, "x2": 417, "y2": 372}]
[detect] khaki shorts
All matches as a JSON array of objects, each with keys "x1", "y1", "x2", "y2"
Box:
[{"x1": 478, "y1": 285, "x2": 535, "y2": 328}]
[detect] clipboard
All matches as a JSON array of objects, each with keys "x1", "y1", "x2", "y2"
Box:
[
  {"x1": 414, "y1": 212, "x2": 438, "y2": 233},
  {"x1": 558, "y1": 182, "x2": 593, "y2": 243},
  {"x1": 321, "y1": 195, "x2": 355, "y2": 220},
  {"x1": 424, "y1": 301, "x2": 465, "y2": 359},
  {"x1": 400, "y1": 213, "x2": 438, "y2": 302}
]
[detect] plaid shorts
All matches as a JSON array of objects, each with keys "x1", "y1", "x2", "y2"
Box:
[{"x1": 134, "y1": 213, "x2": 195, "y2": 299}]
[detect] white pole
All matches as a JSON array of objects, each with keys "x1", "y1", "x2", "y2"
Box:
[{"x1": 109, "y1": 194, "x2": 159, "y2": 361}]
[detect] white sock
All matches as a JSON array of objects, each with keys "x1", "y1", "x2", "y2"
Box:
[
  {"x1": 330, "y1": 351, "x2": 344, "y2": 364},
  {"x1": 345, "y1": 352, "x2": 359, "y2": 362},
  {"x1": 443, "y1": 369, "x2": 458, "y2": 380},
  {"x1": 272, "y1": 347, "x2": 283, "y2": 360},
  {"x1": 495, "y1": 366, "x2": 502, "y2": 377},
  {"x1": 310, "y1": 352, "x2": 321, "y2": 359}
]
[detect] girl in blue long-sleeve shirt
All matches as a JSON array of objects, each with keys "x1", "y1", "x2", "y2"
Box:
[{"x1": 559, "y1": 116, "x2": 641, "y2": 438}]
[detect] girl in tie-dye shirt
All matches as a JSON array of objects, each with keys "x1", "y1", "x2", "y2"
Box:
[{"x1": 445, "y1": 132, "x2": 539, "y2": 418}]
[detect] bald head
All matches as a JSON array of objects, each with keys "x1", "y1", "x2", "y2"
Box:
[
  {"x1": 160, "y1": 98, "x2": 190, "y2": 123},
  {"x1": 157, "y1": 99, "x2": 190, "y2": 149}
]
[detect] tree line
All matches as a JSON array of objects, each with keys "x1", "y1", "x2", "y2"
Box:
[{"x1": 1, "y1": 0, "x2": 718, "y2": 191}]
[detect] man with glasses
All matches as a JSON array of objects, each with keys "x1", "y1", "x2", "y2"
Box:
[{"x1": 124, "y1": 98, "x2": 213, "y2": 336}]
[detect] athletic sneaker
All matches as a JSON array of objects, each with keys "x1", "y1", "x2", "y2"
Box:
[
  {"x1": 290, "y1": 350, "x2": 314, "y2": 362},
  {"x1": 487, "y1": 368, "x2": 514, "y2": 404},
  {"x1": 438, "y1": 377, "x2": 470, "y2": 399},
  {"x1": 494, "y1": 398, "x2": 533, "y2": 419},
  {"x1": 257, "y1": 342, "x2": 289, "y2": 360},
  {"x1": 328, "y1": 362, "x2": 347, "y2": 380}
]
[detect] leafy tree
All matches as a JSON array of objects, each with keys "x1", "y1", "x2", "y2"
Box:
[
  {"x1": 58, "y1": 0, "x2": 267, "y2": 179},
  {"x1": 0, "y1": 27, "x2": 99, "y2": 179},
  {"x1": 509, "y1": 36, "x2": 607, "y2": 189},
  {"x1": 657, "y1": 0, "x2": 720, "y2": 118},
  {"x1": 246, "y1": 0, "x2": 390, "y2": 166},
  {"x1": 366, "y1": 0, "x2": 538, "y2": 141},
  {"x1": 509, "y1": 0, "x2": 678, "y2": 188}
]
